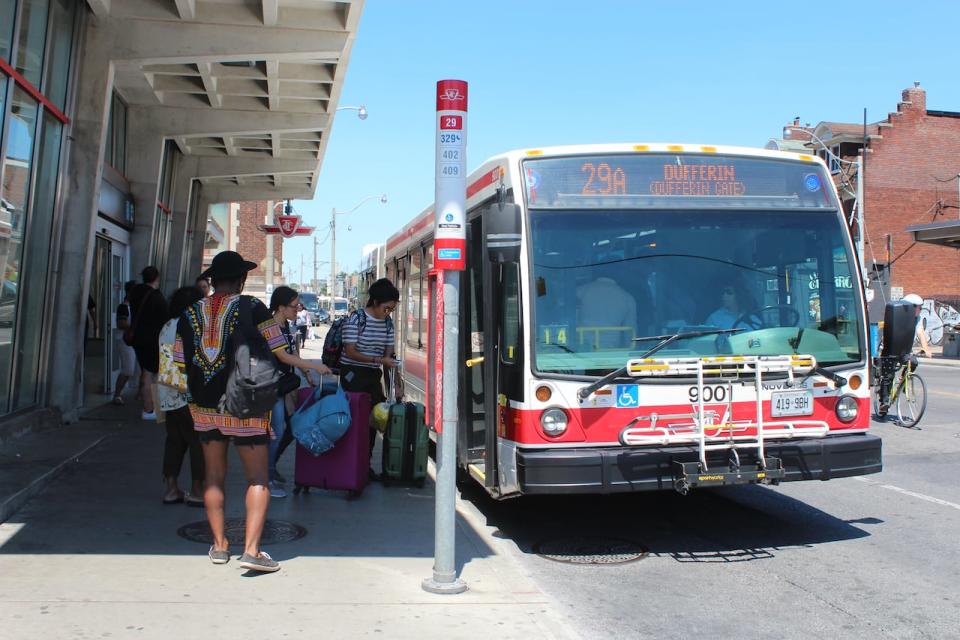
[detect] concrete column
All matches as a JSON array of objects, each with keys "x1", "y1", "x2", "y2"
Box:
[
  {"x1": 189, "y1": 191, "x2": 214, "y2": 278},
  {"x1": 47, "y1": 16, "x2": 117, "y2": 420}
]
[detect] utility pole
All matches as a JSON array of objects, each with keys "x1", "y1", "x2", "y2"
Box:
[
  {"x1": 300, "y1": 254, "x2": 304, "y2": 289},
  {"x1": 330, "y1": 208, "x2": 336, "y2": 298},
  {"x1": 313, "y1": 236, "x2": 318, "y2": 293}
]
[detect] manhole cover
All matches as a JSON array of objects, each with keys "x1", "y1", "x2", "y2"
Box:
[
  {"x1": 177, "y1": 519, "x2": 306, "y2": 546},
  {"x1": 533, "y1": 536, "x2": 648, "y2": 565}
]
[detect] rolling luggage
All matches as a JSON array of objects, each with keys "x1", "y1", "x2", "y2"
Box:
[
  {"x1": 293, "y1": 388, "x2": 370, "y2": 498},
  {"x1": 381, "y1": 395, "x2": 429, "y2": 488}
]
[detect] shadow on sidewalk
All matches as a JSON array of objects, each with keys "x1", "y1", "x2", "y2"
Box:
[{"x1": 0, "y1": 403, "x2": 492, "y2": 570}]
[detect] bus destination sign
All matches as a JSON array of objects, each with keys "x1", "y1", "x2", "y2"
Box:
[{"x1": 523, "y1": 154, "x2": 835, "y2": 209}]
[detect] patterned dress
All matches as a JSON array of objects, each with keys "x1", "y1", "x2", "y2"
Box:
[{"x1": 174, "y1": 293, "x2": 286, "y2": 437}]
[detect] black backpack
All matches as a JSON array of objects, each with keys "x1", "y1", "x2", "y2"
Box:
[
  {"x1": 322, "y1": 310, "x2": 393, "y2": 370},
  {"x1": 223, "y1": 297, "x2": 298, "y2": 419}
]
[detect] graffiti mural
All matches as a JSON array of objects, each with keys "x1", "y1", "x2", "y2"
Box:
[{"x1": 918, "y1": 299, "x2": 960, "y2": 346}]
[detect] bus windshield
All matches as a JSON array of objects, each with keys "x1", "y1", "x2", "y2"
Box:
[{"x1": 529, "y1": 207, "x2": 864, "y2": 377}]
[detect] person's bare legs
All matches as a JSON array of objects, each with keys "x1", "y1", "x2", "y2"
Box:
[
  {"x1": 140, "y1": 370, "x2": 155, "y2": 414},
  {"x1": 202, "y1": 440, "x2": 229, "y2": 553},
  {"x1": 113, "y1": 373, "x2": 129, "y2": 402},
  {"x1": 235, "y1": 442, "x2": 270, "y2": 558}
]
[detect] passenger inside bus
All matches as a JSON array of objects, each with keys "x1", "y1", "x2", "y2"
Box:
[{"x1": 575, "y1": 257, "x2": 637, "y2": 350}]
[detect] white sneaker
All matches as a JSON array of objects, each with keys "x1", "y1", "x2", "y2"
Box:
[
  {"x1": 269, "y1": 481, "x2": 287, "y2": 498},
  {"x1": 142, "y1": 411, "x2": 156, "y2": 420}
]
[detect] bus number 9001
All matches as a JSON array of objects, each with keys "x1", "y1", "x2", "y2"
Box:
[{"x1": 688, "y1": 385, "x2": 728, "y2": 403}]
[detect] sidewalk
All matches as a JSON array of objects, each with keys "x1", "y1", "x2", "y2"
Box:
[
  {"x1": 0, "y1": 375, "x2": 576, "y2": 638},
  {"x1": 915, "y1": 344, "x2": 960, "y2": 368}
]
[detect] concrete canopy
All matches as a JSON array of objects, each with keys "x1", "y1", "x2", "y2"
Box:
[
  {"x1": 906, "y1": 220, "x2": 960, "y2": 249},
  {"x1": 89, "y1": 0, "x2": 364, "y2": 203}
]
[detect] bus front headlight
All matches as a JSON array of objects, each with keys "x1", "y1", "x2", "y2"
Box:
[
  {"x1": 836, "y1": 395, "x2": 858, "y2": 423},
  {"x1": 540, "y1": 408, "x2": 568, "y2": 437}
]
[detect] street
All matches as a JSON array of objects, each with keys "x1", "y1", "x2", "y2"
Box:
[
  {"x1": 302, "y1": 322, "x2": 960, "y2": 638},
  {"x1": 458, "y1": 363, "x2": 960, "y2": 639}
]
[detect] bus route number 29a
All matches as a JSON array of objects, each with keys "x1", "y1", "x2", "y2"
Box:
[{"x1": 688, "y1": 385, "x2": 728, "y2": 403}]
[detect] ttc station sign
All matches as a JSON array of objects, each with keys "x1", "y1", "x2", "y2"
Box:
[{"x1": 259, "y1": 200, "x2": 314, "y2": 238}]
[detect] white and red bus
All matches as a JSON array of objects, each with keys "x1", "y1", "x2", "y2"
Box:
[{"x1": 385, "y1": 143, "x2": 881, "y2": 498}]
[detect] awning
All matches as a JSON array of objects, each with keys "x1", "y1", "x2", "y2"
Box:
[{"x1": 906, "y1": 220, "x2": 960, "y2": 248}]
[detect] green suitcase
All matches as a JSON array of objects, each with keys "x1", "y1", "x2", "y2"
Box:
[{"x1": 382, "y1": 401, "x2": 428, "y2": 487}]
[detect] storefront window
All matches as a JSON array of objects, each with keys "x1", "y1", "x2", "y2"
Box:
[
  {"x1": 0, "y1": 87, "x2": 39, "y2": 413},
  {"x1": 13, "y1": 113, "x2": 61, "y2": 410},
  {"x1": 15, "y1": 0, "x2": 49, "y2": 87},
  {"x1": 42, "y1": 0, "x2": 75, "y2": 112},
  {"x1": 1, "y1": 0, "x2": 15, "y2": 64}
]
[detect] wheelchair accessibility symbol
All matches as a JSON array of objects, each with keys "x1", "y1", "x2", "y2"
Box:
[{"x1": 616, "y1": 385, "x2": 640, "y2": 408}]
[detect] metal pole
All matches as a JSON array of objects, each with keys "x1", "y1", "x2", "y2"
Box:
[
  {"x1": 313, "y1": 236, "x2": 318, "y2": 292},
  {"x1": 856, "y1": 155, "x2": 865, "y2": 284},
  {"x1": 423, "y1": 79, "x2": 468, "y2": 595},
  {"x1": 330, "y1": 208, "x2": 336, "y2": 298},
  {"x1": 265, "y1": 201, "x2": 275, "y2": 292}
]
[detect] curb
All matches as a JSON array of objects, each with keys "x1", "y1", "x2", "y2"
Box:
[{"x1": 0, "y1": 435, "x2": 106, "y2": 524}]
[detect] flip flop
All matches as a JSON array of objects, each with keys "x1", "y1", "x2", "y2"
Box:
[
  {"x1": 185, "y1": 495, "x2": 204, "y2": 507},
  {"x1": 162, "y1": 493, "x2": 184, "y2": 505}
]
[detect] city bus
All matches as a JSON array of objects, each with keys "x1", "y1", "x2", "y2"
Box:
[
  {"x1": 384, "y1": 143, "x2": 882, "y2": 498},
  {"x1": 320, "y1": 295, "x2": 349, "y2": 320}
]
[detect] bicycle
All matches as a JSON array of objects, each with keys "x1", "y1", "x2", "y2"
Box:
[{"x1": 872, "y1": 354, "x2": 928, "y2": 428}]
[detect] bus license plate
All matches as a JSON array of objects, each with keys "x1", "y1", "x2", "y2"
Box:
[{"x1": 771, "y1": 390, "x2": 813, "y2": 417}]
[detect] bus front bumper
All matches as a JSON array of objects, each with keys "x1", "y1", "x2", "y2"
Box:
[{"x1": 515, "y1": 433, "x2": 882, "y2": 495}]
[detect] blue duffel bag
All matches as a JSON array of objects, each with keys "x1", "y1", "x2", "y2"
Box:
[{"x1": 290, "y1": 384, "x2": 351, "y2": 456}]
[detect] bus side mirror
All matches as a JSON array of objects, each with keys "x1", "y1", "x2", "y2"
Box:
[
  {"x1": 486, "y1": 203, "x2": 521, "y2": 263},
  {"x1": 882, "y1": 300, "x2": 916, "y2": 358}
]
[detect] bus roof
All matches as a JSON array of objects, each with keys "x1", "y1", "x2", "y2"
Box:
[{"x1": 385, "y1": 143, "x2": 828, "y2": 257}]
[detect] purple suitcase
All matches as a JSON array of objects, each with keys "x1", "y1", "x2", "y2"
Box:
[{"x1": 293, "y1": 388, "x2": 370, "y2": 497}]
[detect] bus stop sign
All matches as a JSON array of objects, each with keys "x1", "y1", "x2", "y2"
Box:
[{"x1": 433, "y1": 79, "x2": 467, "y2": 270}]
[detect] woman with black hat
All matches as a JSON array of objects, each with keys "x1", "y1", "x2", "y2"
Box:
[{"x1": 174, "y1": 251, "x2": 329, "y2": 573}]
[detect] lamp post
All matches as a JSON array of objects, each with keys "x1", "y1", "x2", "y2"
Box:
[
  {"x1": 336, "y1": 104, "x2": 368, "y2": 120},
  {"x1": 330, "y1": 194, "x2": 387, "y2": 303}
]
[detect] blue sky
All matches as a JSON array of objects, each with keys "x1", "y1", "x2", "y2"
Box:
[{"x1": 281, "y1": 0, "x2": 960, "y2": 283}]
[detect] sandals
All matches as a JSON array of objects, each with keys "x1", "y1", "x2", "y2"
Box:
[
  {"x1": 208, "y1": 546, "x2": 230, "y2": 565},
  {"x1": 185, "y1": 494, "x2": 204, "y2": 507},
  {"x1": 162, "y1": 492, "x2": 184, "y2": 505}
]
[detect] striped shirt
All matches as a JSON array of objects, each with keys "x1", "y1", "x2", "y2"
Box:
[{"x1": 341, "y1": 310, "x2": 395, "y2": 368}]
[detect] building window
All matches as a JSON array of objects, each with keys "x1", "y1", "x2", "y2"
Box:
[
  {"x1": 0, "y1": 0, "x2": 79, "y2": 415},
  {"x1": 105, "y1": 91, "x2": 127, "y2": 174},
  {"x1": 828, "y1": 145, "x2": 841, "y2": 174},
  {"x1": 152, "y1": 140, "x2": 178, "y2": 276}
]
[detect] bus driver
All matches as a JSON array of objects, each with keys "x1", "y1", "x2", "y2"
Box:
[{"x1": 576, "y1": 263, "x2": 637, "y2": 349}]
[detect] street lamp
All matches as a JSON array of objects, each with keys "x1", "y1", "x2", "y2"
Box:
[
  {"x1": 336, "y1": 104, "x2": 368, "y2": 120},
  {"x1": 330, "y1": 194, "x2": 387, "y2": 301}
]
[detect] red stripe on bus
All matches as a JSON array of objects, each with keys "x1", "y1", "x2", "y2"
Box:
[
  {"x1": 386, "y1": 166, "x2": 503, "y2": 254},
  {"x1": 0, "y1": 58, "x2": 70, "y2": 125},
  {"x1": 503, "y1": 396, "x2": 869, "y2": 444}
]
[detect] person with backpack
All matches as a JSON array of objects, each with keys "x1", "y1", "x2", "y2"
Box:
[
  {"x1": 174, "y1": 251, "x2": 327, "y2": 573},
  {"x1": 335, "y1": 278, "x2": 400, "y2": 480},
  {"x1": 267, "y1": 286, "x2": 331, "y2": 498}
]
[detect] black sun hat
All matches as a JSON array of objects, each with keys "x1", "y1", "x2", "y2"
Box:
[{"x1": 202, "y1": 251, "x2": 257, "y2": 280}]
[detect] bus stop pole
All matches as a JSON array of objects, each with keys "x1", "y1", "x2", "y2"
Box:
[{"x1": 423, "y1": 79, "x2": 468, "y2": 595}]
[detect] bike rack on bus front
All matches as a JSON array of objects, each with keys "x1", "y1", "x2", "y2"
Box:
[{"x1": 616, "y1": 355, "x2": 830, "y2": 493}]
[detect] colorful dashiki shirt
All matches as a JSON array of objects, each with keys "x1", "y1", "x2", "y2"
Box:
[{"x1": 174, "y1": 294, "x2": 286, "y2": 437}]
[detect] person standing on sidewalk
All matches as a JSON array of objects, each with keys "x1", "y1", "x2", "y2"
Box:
[
  {"x1": 295, "y1": 303, "x2": 309, "y2": 348},
  {"x1": 175, "y1": 251, "x2": 326, "y2": 573},
  {"x1": 113, "y1": 280, "x2": 138, "y2": 405},
  {"x1": 130, "y1": 266, "x2": 168, "y2": 420},
  {"x1": 157, "y1": 286, "x2": 205, "y2": 506},
  {"x1": 267, "y1": 287, "x2": 331, "y2": 498},
  {"x1": 339, "y1": 278, "x2": 400, "y2": 480}
]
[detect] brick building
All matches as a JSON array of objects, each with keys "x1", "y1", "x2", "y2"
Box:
[
  {"x1": 768, "y1": 84, "x2": 960, "y2": 305},
  {"x1": 203, "y1": 200, "x2": 284, "y2": 300}
]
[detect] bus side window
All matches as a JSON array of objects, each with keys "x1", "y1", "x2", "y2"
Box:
[
  {"x1": 501, "y1": 264, "x2": 520, "y2": 364},
  {"x1": 407, "y1": 249, "x2": 422, "y2": 349}
]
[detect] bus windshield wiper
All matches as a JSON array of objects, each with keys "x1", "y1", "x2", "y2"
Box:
[{"x1": 576, "y1": 328, "x2": 743, "y2": 401}]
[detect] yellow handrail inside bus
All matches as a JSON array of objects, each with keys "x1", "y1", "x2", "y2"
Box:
[
  {"x1": 465, "y1": 357, "x2": 484, "y2": 368},
  {"x1": 576, "y1": 327, "x2": 635, "y2": 350}
]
